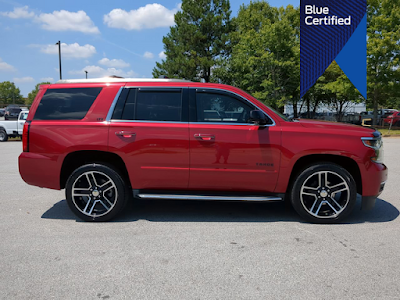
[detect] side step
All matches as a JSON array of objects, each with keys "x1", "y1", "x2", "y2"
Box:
[{"x1": 136, "y1": 194, "x2": 282, "y2": 202}]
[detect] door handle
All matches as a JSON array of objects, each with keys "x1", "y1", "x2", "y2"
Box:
[
  {"x1": 115, "y1": 131, "x2": 136, "y2": 138},
  {"x1": 194, "y1": 134, "x2": 215, "y2": 141}
]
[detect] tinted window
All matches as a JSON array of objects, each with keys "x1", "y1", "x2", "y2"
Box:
[
  {"x1": 196, "y1": 92, "x2": 253, "y2": 123},
  {"x1": 121, "y1": 89, "x2": 136, "y2": 120},
  {"x1": 34, "y1": 88, "x2": 102, "y2": 120},
  {"x1": 135, "y1": 91, "x2": 181, "y2": 121},
  {"x1": 111, "y1": 88, "x2": 131, "y2": 120}
]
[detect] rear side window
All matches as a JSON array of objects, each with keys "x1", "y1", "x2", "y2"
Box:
[
  {"x1": 34, "y1": 88, "x2": 102, "y2": 120},
  {"x1": 136, "y1": 91, "x2": 181, "y2": 121},
  {"x1": 113, "y1": 89, "x2": 182, "y2": 122}
]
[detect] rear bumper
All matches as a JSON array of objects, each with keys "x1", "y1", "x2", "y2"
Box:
[{"x1": 19, "y1": 152, "x2": 61, "y2": 190}]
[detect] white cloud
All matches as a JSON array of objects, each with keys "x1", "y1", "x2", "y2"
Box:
[
  {"x1": 40, "y1": 43, "x2": 96, "y2": 59},
  {"x1": 0, "y1": 6, "x2": 35, "y2": 19},
  {"x1": 40, "y1": 77, "x2": 54, "y2": 82},
  {"x1": 69, "y1": 65, "x2": 138, "y2": 78},
  {"x1": 1, "y1": 7, "x2": 99, "y2": 34},
  {"x1": 13, "y1": 76, "x2": 34, "y2": 83},
  {"x1": 159, "y1": 51, "x2": 167, "y2": 60},
  {"x1": 98, "y1": 58, "x2": 130, "y2": 68},
  {"x1": 0, "y1": 58, "x2": 17, "y2": 72},
  {"x1": 35, "y1": 10, "x2": 100, "y2": 34},
  {"x1": 143, "y1": 51, "x2": 154, "y2": 59},
  {"x1": 104, "y1": 3, "x2": 177, "y2": 30}
]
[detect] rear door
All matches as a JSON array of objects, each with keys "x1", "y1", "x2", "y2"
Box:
[
  {"x1": 188, "y1": 88, "x2": 281, "y2": 192},
  {"x1": 108, "y1": 87, "x2": 190, "y2": 190}
]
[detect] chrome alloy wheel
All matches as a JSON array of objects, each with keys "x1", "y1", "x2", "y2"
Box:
[
  {"x1": 300, "y1": 171, "x2": 350, "y2": 219},
  {"x1": 72, "y1": 171, "x2": 118, "y2": 217},
  {"x1": 0, "y1": 131, "x2": 6, "y2": 141}
]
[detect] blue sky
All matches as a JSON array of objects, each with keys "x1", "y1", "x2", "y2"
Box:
[{"x1": 0, "y1": 0, "x2": 299, "y2": 96}]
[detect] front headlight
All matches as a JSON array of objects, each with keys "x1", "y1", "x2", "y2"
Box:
[{"x1": 361, "y1": 136, "x2": 384, "y2": 164}]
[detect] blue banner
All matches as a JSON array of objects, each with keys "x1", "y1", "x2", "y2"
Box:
[{"x1": 300, "y1": 0, "x2": 367, "y2": 99}]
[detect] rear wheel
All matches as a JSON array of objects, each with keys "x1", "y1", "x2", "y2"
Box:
[
  {"x1": 290, "y1": 163, "x2": 357, "y2": 223},
  {"x1": 66, "y1": 164, "x2": 128, "y2": 221},
  {"x1": 0, "y1": 129, "x2": 8, "y2": 142}
]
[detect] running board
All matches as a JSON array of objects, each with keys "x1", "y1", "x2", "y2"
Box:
[{"x1": 136, "y1": 194, "x2": 282, "y2": 202}]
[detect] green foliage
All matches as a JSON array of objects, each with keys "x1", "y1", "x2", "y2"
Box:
[
  {"x1": 325, "y1": 62, "x2": 363, "y2": 121},
  {"x1": 213, "y1": 2, "x2": 300, "y2": 109},
  {"x1": 302, "y1": 62, "x2": 362, "y2": 121},
  {"x1": 0, "y1": 81, "x2": 24, "y2": 106},
  {"x1": 27, "y1": 82, "x2": 51, "y2": 105},
  {"x1": 367, "y1": 0, "x2": 400, "y2": 124},
  {"x1": 152, "y1": 0, "x2": 232, "y2": 82}
]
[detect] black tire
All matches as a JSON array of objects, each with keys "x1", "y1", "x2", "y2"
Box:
[
  {"x1": 0, "y1": 129, "x2": 8, "y2": 142},
  {"x1": 65, "y1": 164, "x2": 129, "y2": 222},
  {"x1": 290, "y1": 163, "x2": 357, "y2": 224}
]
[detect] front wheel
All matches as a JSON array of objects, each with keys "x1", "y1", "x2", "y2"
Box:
[
  {"x1": 290, "y1": 163, "x2": 357, "y2": 223},
  {"x1": 65, "y1": 164, "x2": 128, "y2": 222}
]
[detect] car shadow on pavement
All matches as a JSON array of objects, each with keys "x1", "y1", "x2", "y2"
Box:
[{"x1": 41, "y1": 197, "x2": 398, "y2": 224}]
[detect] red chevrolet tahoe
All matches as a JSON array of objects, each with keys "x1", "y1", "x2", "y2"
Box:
[{"x1": 19, "y1": 78, "x2": 387, "y2": 223}]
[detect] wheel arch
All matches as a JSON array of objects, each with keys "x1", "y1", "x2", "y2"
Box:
[
  {"x1": 60, "y1": 150, "x2": 130, "y2": 189},
  {"x1": 287, "y1": 154, "x2": 362, "y2": 195}
]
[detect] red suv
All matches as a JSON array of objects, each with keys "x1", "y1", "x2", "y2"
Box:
[
  {"x1": 19, "y1": 78, "x2": 387, "y2": 223},
  {"x1": 384, "y1": 111, "x2": 400, "y2": 126}
]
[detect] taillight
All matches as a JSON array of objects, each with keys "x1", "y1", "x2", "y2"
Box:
[{"x1": 22, "y1": 122, "x2": 30, "y2": 152}]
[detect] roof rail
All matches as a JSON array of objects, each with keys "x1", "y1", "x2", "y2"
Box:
[{"x1": 55, "y1": 77, "x2": 192, "y2": 84}]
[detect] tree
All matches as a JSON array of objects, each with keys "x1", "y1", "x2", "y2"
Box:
[
  {"x1": 27, "y1": 82, "x2": 51, "y2": 105},
  {"x1": 212, "y1": 2, "x2": 300, "y2": 111},
  {"x1": 0, "y1": 81, "x2": 23, "y2": 105},
  {"x1": 325, "y1": 62, "x2": 363, "y2": 122},
  {"x1": 367, "y1": 0, "x2": 400, "y2": 125},
  {"x1": 152, "y1": 0, "x2": 232, "y2": 82}
]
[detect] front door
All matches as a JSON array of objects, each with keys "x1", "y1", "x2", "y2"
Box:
[
  {"x1": 108, "y1": 87, "x2": 189, "y2": 190},
  {"x1": 188, "y1": 89, "x2": 281, "y2": 192}
]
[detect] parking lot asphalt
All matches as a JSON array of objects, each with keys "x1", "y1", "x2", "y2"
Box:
[{"x1": 0, "y1": 139, "x2": 399, "y2": 300}]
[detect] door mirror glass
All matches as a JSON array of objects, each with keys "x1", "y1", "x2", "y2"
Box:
[{"x1": 249, "y1": 110, "x2": 268, "y2": 125}]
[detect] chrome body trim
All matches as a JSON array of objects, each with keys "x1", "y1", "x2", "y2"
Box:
[
  {"x1": 191, "y1": 122, "x2": 265, "y2": 126},
  {"x1": 136, "y1": 194, "x2": 283, "y2": 202},
  {"x1": 111, "y1": 120, "x2": 187, "y2": 124},
  {"x1": 105, "y1": 87, "x2": 123, "y2": 122},
  {"x1": 110, "y1": 119, "x2": 265, "y2": 126},
  {"x1": 109, "y1": 86, "x2": 277, "y2": 126}
]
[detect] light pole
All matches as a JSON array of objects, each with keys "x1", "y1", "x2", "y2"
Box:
[
  {"x1": 55, "y1": 41, "x2": 62, "y2": 80},
  {"x1": 85, "y1": 70, "x2": 88, "y2": 79}
]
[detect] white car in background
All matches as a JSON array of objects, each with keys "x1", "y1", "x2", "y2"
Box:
[{"x1": 0, "y1": 110, "x2": 29, "y2": 142}]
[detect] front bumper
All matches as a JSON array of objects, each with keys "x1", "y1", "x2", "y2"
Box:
[{"x1": 361, "y1": 163, "x2": 387, "y2": 210}]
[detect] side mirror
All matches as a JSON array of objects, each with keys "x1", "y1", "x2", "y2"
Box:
[{"x1": 249, "y1": 110, "x2": 268, "y2": 125}]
